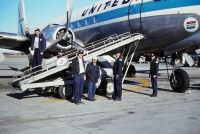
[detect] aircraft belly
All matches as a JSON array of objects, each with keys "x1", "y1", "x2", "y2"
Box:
[{"x1": 164, "y1": 31, "x2": 200, "y2": 55}]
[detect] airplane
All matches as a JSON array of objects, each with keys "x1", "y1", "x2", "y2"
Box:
[{"x1": 0, "y1": 0, "x2": 200, "y2": 94}]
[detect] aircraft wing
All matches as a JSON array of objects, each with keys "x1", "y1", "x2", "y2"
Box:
[{"x1": 0, "y1": 32, "x2": 30, "y2": 53}]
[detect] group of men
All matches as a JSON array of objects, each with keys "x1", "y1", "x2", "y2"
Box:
[
  {"x1": 71, "y1": 49, "x2": 159, "y2": 105},
  {"x1": 25, "y1": 28, "x2": 159, "y2": 105},
  {"x1": 71, "y1": 49, "x2": 125, "y2": 105},
  {"x1": 71, "y1": 50, "x2": 100, "y2": 104}
]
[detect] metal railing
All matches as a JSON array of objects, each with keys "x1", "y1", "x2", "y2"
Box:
[{"x1": 11, "y1": 32, "x2": 144, "y2": 88}]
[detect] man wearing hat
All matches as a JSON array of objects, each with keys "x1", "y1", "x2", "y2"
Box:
[
  {"x1": 71, "y1": 50, "x2": 86, "y2": 104},
  {"x1": 86, "y1": 56, "x2": 100, "y2": 101},
  {"x1": 25, "y1": 28, "x2": 46, "y2": 72},
  {"x1": 149, "y1": 53, "x2": 159, "y2": 97},
  {"x1": 112, "y1": 49, "x2": 124, "y2": 101}
]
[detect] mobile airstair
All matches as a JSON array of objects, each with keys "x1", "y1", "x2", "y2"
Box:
[{"x1": 11, "y1": 32, "x2": 144, "y2": 98}]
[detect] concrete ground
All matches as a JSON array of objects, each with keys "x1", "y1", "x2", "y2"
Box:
[{"x1": 0, "y1": 56, "x2": 200, "y2": 134}]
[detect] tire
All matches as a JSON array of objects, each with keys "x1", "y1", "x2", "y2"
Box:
[
  {"x1": 170, "y1": 69, "x2": 190, "y2": 93},
  {"x1": 123, "y1": 64, "x2": 136, "y2": 77},
  {"x1": 97, "y1": 79, "x2": 113, "y2": 96},
  {"x1": 58, "y1": 85, "x2": 73, "y2": 99},
  {"x1": 11, "y1": 82, "x2": 20, "y2": 88},
  {"x1": 127, "y1": 64, "x2": 136, "y2": 77},
  {"x1": 106, "y1": 81, "x2": 114, "y2": 96}
]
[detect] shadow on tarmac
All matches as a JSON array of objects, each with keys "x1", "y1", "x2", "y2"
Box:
[
  {"x1": 123, "y1": 88, "x2": 150, "y2": 96},
  {"x1": 123, "y1": 79, "x2": 141, "y2": 85},
  {"x1": 136, "y1": 68, "x2": 172, "y2": 75},
  {"x1": 6, "y1": 89, "x2": 54, "y2": 100},
  {"x1": 158, "y1": 88, "x2": 173, "y2": 92},
  {"x1": 190, "y1": 84, "x2": 200, "y2": 90}
]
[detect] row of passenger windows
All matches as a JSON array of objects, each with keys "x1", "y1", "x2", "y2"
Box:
[{"x1": 71, "y1": 16, "x2": 97, "y2": 29}]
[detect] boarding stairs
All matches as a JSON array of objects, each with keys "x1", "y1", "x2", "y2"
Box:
[{"x1": 11, "y1": 32, "x2": 144, "y2": 91}]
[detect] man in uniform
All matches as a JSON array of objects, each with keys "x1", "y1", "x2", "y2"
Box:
[
  {"x1": 149, "y1": 54, "x2": 159, "y2": 97},
  {"x1": 25, "y1": 28, "x2": 46, "y2": 72},
  {"x1": 112, "y1": 50, "x2": 124, "y2": 101},
  {"x1": 71, "y1": 50, "x2": 86, "y2": 104}
]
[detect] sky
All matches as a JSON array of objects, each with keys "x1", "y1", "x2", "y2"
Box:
[{"x1": 0, "y1": 0, "x2": 100, "y2": 34}]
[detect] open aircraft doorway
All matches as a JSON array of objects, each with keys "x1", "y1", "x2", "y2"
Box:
[{"x1": 128, "y1": 0, "x2": 143, "y2": 32}]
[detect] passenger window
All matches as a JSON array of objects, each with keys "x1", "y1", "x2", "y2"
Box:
[
  {"x1": 78, "y1": 21, "x2": 80, "y2": 27},
  {"x1": 70, "y1": 24, "x2": 73, "y2": 29},
  {"x1": 93, "y1": 16, "x2": 96, "y2": 23},
  {"x1": 85, "y1": 19, "x2": 88, "y2": 25}
]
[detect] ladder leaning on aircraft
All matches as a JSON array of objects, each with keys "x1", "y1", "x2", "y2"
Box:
[{"x1": 11, "y1": 32, "x2": 144, "y2": 99}]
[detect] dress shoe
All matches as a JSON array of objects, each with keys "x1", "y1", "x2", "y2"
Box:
[
  {"x1": 116, "y1": 98, "x2": 121, "y2": 101},
  {"x1": 151, "y1": 94, "x2": 157, "y2": 97},
  {"x1": 75, "y1": 101, "x2": 84, "y2": 105}
]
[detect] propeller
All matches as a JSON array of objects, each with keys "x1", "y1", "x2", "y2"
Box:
[
  {"x1": 63, "y1": 0, "x2": 74, "y2": 43},
  {"x1": 66, "y1": 0, "x2": 74, "y2": 30},
  {"x1": 63, "y1": 0, "x2": 75, "y2": 47},
  {"x1": 48, "y1": 0, "x2": 75, "y2": 49},
  {"x1": 47, "y1": 0, "x2": 85, "y2": 53}
]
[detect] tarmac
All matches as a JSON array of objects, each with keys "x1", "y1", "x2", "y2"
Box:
[{"x1": 0, "y1": 56, "x2": 200, "y2": 134}]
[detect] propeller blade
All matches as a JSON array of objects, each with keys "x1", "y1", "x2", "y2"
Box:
[
  {"x1": 0, "y1": 53, "x2": 5, "y2": 62},
  {"x1": 46, "y1": 39, "x2": 62, "y2": 49},
  {"x1": 66, "y1": 0, "x2": 74, "y2": 29}
]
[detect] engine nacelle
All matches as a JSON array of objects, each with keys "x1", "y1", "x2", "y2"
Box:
[{"x1": 42, "y1": 24, "x2": 75, "y2": 52}]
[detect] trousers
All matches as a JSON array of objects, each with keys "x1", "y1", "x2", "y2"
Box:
[
  {"x1": 151, "y1": 76, "x2": 158, "y2": 95},
  {"x1": 112, "y1": 76, "x2": 122, "y2": 100},
  {"x1": 88, "y1": 82, "x2": 96, "y2": 101},
  {"x1": 73, "y1": 74, "x2": 84, "y2": 102}
]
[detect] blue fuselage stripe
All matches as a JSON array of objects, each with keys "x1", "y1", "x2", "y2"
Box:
[{"x1": 71, "y1": 0, "x2": 200, "y2": 30}]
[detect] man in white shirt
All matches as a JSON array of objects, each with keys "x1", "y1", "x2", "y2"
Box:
[
  {"x1": 26, "y1": 28, "x2": 46, "y2": 72},
  {"x1": 71, "y1": 50, "x2": 86, "y2": 104}
]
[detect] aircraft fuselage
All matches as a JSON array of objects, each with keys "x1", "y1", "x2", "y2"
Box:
[{"x1": 70, "y1": 0, "x2": 200, "y2": 55}]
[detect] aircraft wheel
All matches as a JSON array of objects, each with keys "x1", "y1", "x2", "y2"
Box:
[
  {"x1": 170, "y1": 68, "x2": 190, "y2": 93},
  {"x1": 11, "y1": 82, "x2": 20, "y2": 88},
  {"x1": 58, "y1": 85, "x2": 73, "y2": 99},
  {"x1": 127, "y1": 64, "x2": 136, "y2": 77},
  {"x1": 123, "y1": 64, "x2": 136, "y2": 77},
  {"x1": 106, "y1": 80, "x2": 114, "y2": 96}
]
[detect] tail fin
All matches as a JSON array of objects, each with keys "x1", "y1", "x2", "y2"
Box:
[{"x1": 18, "y1": 0, "x2": 27, "y2": 35}]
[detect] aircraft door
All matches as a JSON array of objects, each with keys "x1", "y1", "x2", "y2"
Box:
[{"x1": 128, "y1": 0, "x2": 143, "y2": 32}]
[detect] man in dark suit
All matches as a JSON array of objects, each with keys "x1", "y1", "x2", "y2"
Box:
[
  {"x1": 71, "y1": 50, "x2": 86, "y2": 104},
  {"x1": 149, "y1": 54, "x2": 159, "y2": 97},
  {"x1": 112, "y1": 50, "x2": 124, "y2": 101},
  {"x1": 26, "y1": 28, "x2": 46, "y2": 72}
]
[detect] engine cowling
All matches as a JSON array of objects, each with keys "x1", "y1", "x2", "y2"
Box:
[{"x1": 42, "y1": 24, "x2": 75, "y2": 52}]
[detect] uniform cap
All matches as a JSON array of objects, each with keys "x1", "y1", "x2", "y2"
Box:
[
  {"x1": 78, "y1": 49, "x2": 84, "y2": 54},
  {"x1": 115, "y1": 49, "x2": 122, "y2": 54},
  {"x1": 35, "y1": 28, "x2": 40, "y2": 32}
]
